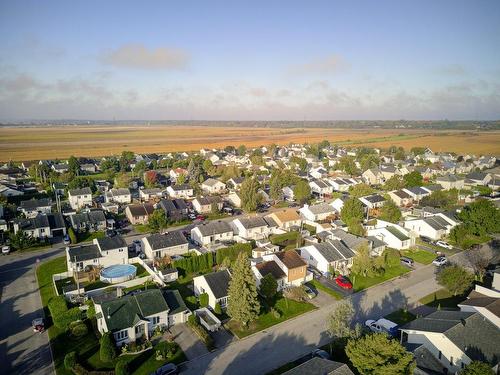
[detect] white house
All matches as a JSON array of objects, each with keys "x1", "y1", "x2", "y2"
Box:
[
  {"x1": 359, "y1": 194, "x2": 386, "y2": 209},
  {"x1": 166, "y1": 184, "x2": 194, "y2": 199},
  {"x1": 139, "y1": 188, "x2": 163, "y2": 201},
  {"x1": 252, "y1": 260, "x2": 287, "y2": 291},
  {"x1": 201, "y1": 178, "x2": 226, "y2": 194},
  {"x1": 193, "y1": 269, "x2": 231, "y2": 309},
  {"x1": 13, "y1": 213, "x2": 66, "y2": 239},
  {"x1": 191, "y1": 220, "x2": 234, "y2": 247},
  {"x1": 226, "y1": 191, "x2": 242, "y2": 208},
  {"x1": 66, "y1": 235, "x2": 128, "y2": 274},
  {"x1": 169, "y1": 168, "x2": 188, "y2": 183},
  {"x1": 403, "y1": 214, "x2": 457, "y2": 240},
  {"x1": 309, "y1": 179, "x2": 333, "y2": 198},
  {"x1": 436, "y1": 175, "x2": 465, "y2": 191},
  {"x1": 362, "y1": 169, "x2": 385, "y2": 185},
  {"x1": 230, "y1": 217, "x2": 270, "y2": 241},
  {"x1": 19, "y1": 198, "x2": 52, "y2": 218},
  {"x1": 299, "y1": 203, "x2": 336, "y2": 222},
  {"x1": 142, "y1": 231, "x2": 189, "y2": 260},
  {"x1": 105, "y1": 188, "x2": 132, "y2": 204},
  {"x1": 299, "y1": 239, "x2": 356, "y2": 275},
  {"x1": 282, "y1": 186, "x2": 295, "y2": 201},
  {"x1": 367, "y1": 220, "x2": 413, "y2": 250},
  {"x1": 192, "y1": 196, "x2": 223, "y2": 214},
  {"x1": 68, "y1": 187, "x2": 92, "y2": 210}
]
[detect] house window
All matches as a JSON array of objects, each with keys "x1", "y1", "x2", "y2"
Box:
[
  {"x1": 116, "y1": 330, "x2": 128, "y2": 340},
  {"x1": 450, "y1": 357, "x2": 453, "y2": 366},
  {"x1": 151, "y1": 316, "x2": 160, "y2": 325},
  {"x1": 438, "y1": 351, "x2": 442, "y2": 360}
]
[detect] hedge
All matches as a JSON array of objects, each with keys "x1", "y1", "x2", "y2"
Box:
[
  {"x1": 173, "y1": 252, "x2": 214, "y2": 275},
  {"x1": 187, "y1": 314, "x2": 214, "y2": 350},
  {"x1": 199, "y1": 293, "x2": 209, "y2": 307},
  {"x1": 215, "y1": 243, "x2": 252, "y2": 265},
  {"x1": 99, "y1": 332, "x2": 117, "y2": 362}
]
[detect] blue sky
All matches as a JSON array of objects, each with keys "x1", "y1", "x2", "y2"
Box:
[{"x1": 1, "y1": 0, "x2": 499, "y2": 120}]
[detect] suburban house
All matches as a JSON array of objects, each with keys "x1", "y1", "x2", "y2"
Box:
[
  {"x1": 231, "y1": 217, "x2": 270, "y2": 241},
  {"x1": 139, "y1": 188, "x2": 163, "y2": 202},
  {"x1": 359, "y1": 194, "x2": 386, "y2": 210},
  {"x1": 283, "y1": 358, "x2": 354, "y2": 375},
  {"x1": 309, "y1": 179, "x2": 333, "y2": 198},
  {"x1": 190, "y1": 220, "x2": 234, "y2": 247},
  {"x1": 261, "y1": 250, "x2": 312, "y2": 287},
  {"x1": 201, "y1": 178, "x2": 226, "y2": 194},
  {"x1": 69, "y1": 210, "x2": 107, "y2": 232},
  {"x1": 380, "y1": 165, "x2": 400, "y2": 180},
  {"x1": 404, "y1": 214, "x2": 457, "y2": 240},
  {"x1": 309, "y1": 167, "x2": 328, "y2": 179},
  {"x1": 400, "y1": 310, "x2": 500, "y2": 374},
  {"x1": 158, "y1": 199, "x2": 188, "y2": 222},
  {"x1": 436, "y1": 175, "x2": 465, "y2": 190},
  {"x1": 19, "y1": 198, "x2": 52, "y2": 218},
  {"x1": 299, "y1": 203, "x2": 336, "y2": 222},
  {"x1": 299, "y1": 238, "x2": 356, "y2": 275},
  {"x1": 367, "y1": 220, "x2": 413, "y2": 250},
  {"x1": 68, "y1": 187, "x2": 92, "y2": 210},
  {"x1": 226, "y1": 191, "x2": 242, "y2": 208},
  {"x1": 320, "y1": 228, "x2": 385, "y2": 257},
  {"x1": 252, "y1": 260, "x2": 287, "y2": 291},
  {"x1": 282, "y1": 186, "x2": 295, "y2": 201},
  {"x1": 465, "y1": 172, "x2": 492, "y2": 186},
  {"x1": 0, "y1": 184, "x2": 24, "y2": 197},
  {"x1": 265, "y1": 209, "x2": 302, "y2": 231},
  {"x1": 95, "y1": 289, "x2": 189, "y2": 347},
  {"x1": 328, "y1": 178, "x2": 355, "y2": 192},
  {"x1": 66, "y1": 235, "x2": 128, "y2": 273},
  {"x1": 403, "y1": 186, "x2": 431, "y2": 202},
  {"x1": 105, "y1": 188, "x2": 132, "y2": 204},
  {"x1": 388, "y1": 190, "x2": 413, "y2": 207},
  {"x1": 125, "y1": 203, "x2": 155, "y2": 225},
  {"x1": 192, "y1": 196, "x2": 223, "y2": 214},
  {"x1": 13, "y1": 213, "x2": 66, "y2": 239},
  {"x1": 362, "y1": 168, "x2": 385, "y2": 185},
  {"x1": 193, "y1": 269, "x2": 231, "y2": 309},
  {"x1": 166, "y1": 184, "x2": 194, "y2": 199},
  {"x1": 227, "y1": 177, "x2": 244, "y2": 190},
  {"x1": 169, "y1": 168, "x2": 188, "y2": 183},
  {"x1": 142, "y1": 231, "x2": 189, "y2": 260}
]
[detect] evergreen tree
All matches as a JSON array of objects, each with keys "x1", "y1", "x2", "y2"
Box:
[
  {"x1": 293, "y1": 180, "x2": 311, "y2": 203},
  {"x1": 227, "y1": 252, "x2": 260, "y2": 327},
  {"x1": 240, "y1": 177, "x2": 260, "y2": 212}
]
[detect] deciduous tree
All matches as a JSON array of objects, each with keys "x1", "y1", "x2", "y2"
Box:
[
  {"x1": 240, "y1": 177, "x2": 261, "y2": 212},
  {"x1": 341, "y1": 197, "x2": 365, "y2": 234},
  {"x1": 259, "y1": 274, "x2": 278, "y2": 302},
  {"x1": 293, "y1": 180, "x2": 311, "y2": 204},
  {"x1": 437, "y1": 264, "x2": 474, "y2": 296},
  {"x1": 379, "y1": 200, "x2": 402, "y2": 223}
]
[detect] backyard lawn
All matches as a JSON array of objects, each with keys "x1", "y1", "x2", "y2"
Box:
[
  {"x1": 419, "y1": 288, "x2": 466, "y2": 309},
  {"x1": 307, "y1": 280, "x2": 343, "y2": 300},
  {"x1": 77, "y1": 230, "x2": 105, "y2": 243},
  {"x1": 226, "y1": 295, "x2": 316, "y2": 338},
  {"x1": 400, "y1": 249, "x2": 436, "y2": 265},
  {"x1": 384, "y1": 309, "x2": 416, "y2": 325}
]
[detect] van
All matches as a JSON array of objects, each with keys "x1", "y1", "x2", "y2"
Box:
[
  {"x1": 400, "y1": 256, "x2": 414, "y2": 268},
  {"x1": 365, "y1": 318, "x2": 399, "y2": 336}
]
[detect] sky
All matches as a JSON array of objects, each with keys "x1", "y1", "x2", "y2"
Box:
[{"x1": 0, "y1": 0, "x2": 500, "y2": 121}]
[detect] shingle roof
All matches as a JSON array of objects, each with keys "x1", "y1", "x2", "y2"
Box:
[
  {"x1": 69, "y1": 187, "x2": 92, "y2": 196},
  {"x1": 171, "y1": 184, "x2": 192, "y2": 191},
  {"x1": 145, "y1": 231, "x2": 188, "y2": 250},
  {"x1": 68, "y1": 244, "x2": 101, "y2": 262},
  {"x1": 96, "y1": 235, "x2": 127, "y2": 251},
  {"x1": 196, "y1": 220, "x2": 232, "y2": 236},
  {"x1": 276, "y1": 250, "x2": 306, "y2": 269},
  {"x1": 361, "y1": 194, "x2": 386, "y2": 204},
  {"x1": 127, "y1": 203, "x2": 154, "y2": 217},
  {"x1": 203, "y1": 178, "x2": 223, "y2": 187},
  {"x1": 255, "y1": 260, "x2": 286, "y2": 279},
  {"x1": 307, "y1": 202, "x2": 335, "y2": 215},
  {"x1": 386, "y1": 226, "x2": 410, "y2": 241},
  {"x1": 424, "y1": 216, "x2": 450, "y2": 231},
  {"x1": 313, "y1": 240, "x2": 355, "y2": 262},
  {"x1": 20, "y1": 198, "x2": 52, "y2": 210},
  {"x1": 163, "y1": 289, "x2": 188, "y2": 315},
  {"x1": 203, "y1": 270, "x2": 231, "y2": 299},
  {"x1": 238, "y1": 217, "x2": 268, "y2": 229},
  {"x1": 100, "y1": 289, "x2": 169, "y2": 332},
  {"x1": 330, "y1": 229, "x2": 367, "y2": 250},
  {"x1": 283, "y1": 358, "x2": 354, "y2": 375},
  {"x1": 391, "y1": 189, "x2": 411, "y2": 199}
]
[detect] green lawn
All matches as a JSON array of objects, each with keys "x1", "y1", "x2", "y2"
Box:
[
  {"x1": 351, "y1": 264, "x2": 409, "y2": 292},
  {"x1": 226, "y1": 296, "x2": 316, "y2": 338},
  {"x1": 307, "y1": 280, "x2": 342, "y2": 300},
  {"x1": 166, "y1": 273, "x2": 198, "y2": 310},
  {"x1": 134, "y1": 224, "x2": 151, "y2": 234},
  {"x1": 401, "y1": 249, "x2": 436, "y2": 265},
  {"x1": 273, "y1": 201, "x2": 290, "y2": 209},
  {"x1": 77, "y1": 230, "x2": 105, "y2": 243},
  {"x1": 132, "y1": 263, "x2": 150, "y2": 278},
  {"x1": 419, "y1": 288, "x2": 466, "y2": 309},
  {"x1": 384, "y1": 309, "x2": 416, "y2": 325}
]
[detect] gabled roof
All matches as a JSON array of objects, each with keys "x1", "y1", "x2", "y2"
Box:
[
  {"x1": 311, "y1": 179, "x2": 329, "y2": 188},
  {"x1": 96, "y1": 235, "x2": 127, "y2": 251},
  {"x1": 385, "y1": 226, "x2": 410, "y2": 241},
  {"x1": 255, "y1": 260, "x2": 286, "y2": 279},
  {"x1": 100, "y1": 289, "x2": 169, "y2": 332},
  {"x1": 68, "y1": 244, "x2": 101, "y2": 262},
  {"x1": 163, "y1": 289, "x2": 188, "y2": 315},
  {"x1": 306, "y1": 202, "x2": 335, "y2": 215},
  {"x1": 270, "y1": 208, "x2": 301, "y2": 223},
  {"x1": 360, "y1": 194, "x2": 385, "y2": 204},
  {"x1": 391, "y1": 189, "x2": 411, "y2": 199},
  {"x1": 69, "y1": 187, "x2": 92, "y2": 196},
  {"x1": 423, "y1": 216, "x2": 450, "y2": 231},
  {"x1": 20, "y1": 198, "x2": 52, "y2": 210},
  {"x1": 203, "y1": 178, "x2": 224, "y2": 187},
  {"x1": 127, "y1": 203, "x2": 154, "y2": 217},
  {"x1": 276, "y1": 250, "x2": 306, "y2": 269},
  {"x1": 330, "y1": 229, "x2": 367, "y2": 250},
  {"x1": 237, "y1": 217, "x2": 268, "y2": 229},
  {"x1": 145, "y1": 231, "x2": 188, "y2": 250},
  {"x1": 196, "y1": 220, "x2": 232, "y2": 236},
  {"x1": 202, "y1": 269, "x2": 231, "y2": 299},
  {"x1": 312, "y1": 239, "x2": 355, "y2": 262},
  {"x1": 170, "y1": 184, "x2": 192, "y2": 191},
  {"x1": 283, "y1": 357, "x2": 354, "y2": 375}
]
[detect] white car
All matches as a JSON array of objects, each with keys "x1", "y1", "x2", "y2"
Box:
[
  {"x1": 2, "y1": 245, "x2": 10, "y2": 255},
  {"x1": 436, "y1": 241, "x2": 453, "y2": 249},
  {"x1": 365, "y1": 318, "x2": 398, "y2": 336},
  {"x1": 432, "y1": 256, "x2": 448, "y2": 266}
]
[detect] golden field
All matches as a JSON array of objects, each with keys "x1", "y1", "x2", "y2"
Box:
[{"x1": 0, "y1": 125, "x2": 499, "y2": 161}]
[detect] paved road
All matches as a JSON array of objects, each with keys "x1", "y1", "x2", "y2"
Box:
[
  {"x1": 180, "y1": 248, "x2": 493, "y2": 375},
  {"x1": 0, "y1": 247, "x2": 64, "y2": 375}
]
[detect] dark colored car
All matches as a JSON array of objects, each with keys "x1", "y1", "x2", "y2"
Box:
[
  {"x1": 420, "y1": 236, "x2": 433, "y2": 244},
  {"x1": 335, "y1": 275, "x2": 353, "y2": 289},
  {"x1": 312, "y1": 349, "x2": 331, "y2": 360},
  {"x1": 152, "y1": 363, "x2": 178, "y2": 375},
  {"x1": 400, "y1": 256, "x2": 414, "y2": 268}
]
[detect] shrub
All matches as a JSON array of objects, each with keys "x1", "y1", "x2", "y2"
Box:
[
  {"x1": 64, "y1": 351, "x2": 77, "y2": 370},
  {"x1": 199, "y1": 293, "x2": 209, "y2": 307},
  {"x1": 58, "y1": 307, "x2": 83, "y2": 330},
  {"x1": 70, "y1": 322, "x2": 88, "y2": 337},
  {"x1": 68, "y1": 227, "x2": 77, "y2": 244},
  {"x1": 270, "y1": 307, "x2": 281, "y2": 319},
  {"x1": 85, "y1": 300, "x2": 96, "y2": 320},
  {"x1": 115, "y1": 360, "x2": 130, "y2": 375},
  {"x1": 187, "y1": 314, "x2": 215, "y2": 350},
  {"x1": 214, "y1": 302, "x2": 222, "y2": 315},
  {"x1": 99, "y1": 332, "x2": 117, "y2": 362}
]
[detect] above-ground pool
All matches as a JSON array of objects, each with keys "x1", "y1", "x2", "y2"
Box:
[{"x1": 100, "y1": 264, "x2": 137, "y2": 284}]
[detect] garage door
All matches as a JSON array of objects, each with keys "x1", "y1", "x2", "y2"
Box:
[{"x1": 52, "y1": 229, "x2": 65, "y2": 237}]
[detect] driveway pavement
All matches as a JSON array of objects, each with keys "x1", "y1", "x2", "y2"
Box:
[
  {"x1": 0, "y1": 247, "x2": 64, "y2": 375},
  {"x1": 168, "y1": 323, "x2": 208, "y2": 360}
]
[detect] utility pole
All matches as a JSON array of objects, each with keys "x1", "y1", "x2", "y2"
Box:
[{"x1": 74, "y1": 255, "x2": 80, "y2": 296}]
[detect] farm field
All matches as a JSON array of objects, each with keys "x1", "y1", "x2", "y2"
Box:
[{"x1": 0, "y1": 125, "x2": 499, "y2": 161}]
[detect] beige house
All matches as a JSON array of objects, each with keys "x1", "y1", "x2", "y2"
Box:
[
  {"x1": 125, "y1": 203, "x2": 155, "y2": 225},
  {"x1": 265, "y1": 209, "x2": 302, "y2": 231}
]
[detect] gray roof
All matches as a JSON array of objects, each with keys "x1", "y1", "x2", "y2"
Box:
[
  {"x1": 69, "y1": 187, "x2": 92, "y2": 196},
  {"x1": 405, "y1": 186, "x2": 429, "y2": 195},
  {"x1": 68, "y1": 244, "x2": 101, "y2": 262},
  {"x1": 312, "y1": 179, "x2": 329, "y2": 188},
  {"x1": 145, "y1": 231, "x2": 188, "y2": 250},
  {"x1": 203, "y1": 269, "x2": 231, "y2": 299},
  {"x1": 424, "y1": 216, "x2": 450, "y2": 231},
  {"x1": 283, "y1": 358, "x2": 354, "y2": 375},
  {"x1": 391, "y1": 189, "x2": 411, "y2": 199},
  {"x1": 263, "y1": 216, "x2": 278, "y2": 228},
  {"x1": 171, "y1": 184, "x2": 192, "y2": 191},
  {"x1": 437, "y1": 175, "x2": 462, "y2": 182},
  {"x1": 313, "y1": 239, "x2": 356, "y2": 262},
  {"x1": 403, "y1": 311, "x2": 500, "y2": 365},
  {"x1": 330, "y1": 229, "x2": 367, "y2": 250},
  {"x1": 96, "y1": 235, "x2": 127, "y2": 251},
  {"x1": 361, "y1": 194, "x2": 386, "y2": 204},
  {"x1": 308, "y1": 202, "x2": 335, "y2": 215},
  {"x1": 20, "y1": 198, "x2": 52, "y2": 210},
  {"x1": 163, "y1": 289, "x2": 188, "y2": 315},
  {"x1": 238, "y1": 216, "x2": 268, "y2": 229},
  {"x1": 366, "y1": 236, "x2": 386, "y2": 249},
  {"x1": 203, "y1": 178, "x2": 223, "y2": 187},
  {"x1": 70, "y1": 210, "x2": 106, "y2": 226},
  {"x1": 196, "y1": 220, "x2": 232, "y2": 236},
  {"x1": 386, "y1": 226, "x2": 410, "y2": 241},
  {"x1": 196, "y1": 196, "x2": 222, "y2": 206},
  {"x1": 405, "y1": 343, "x2": 445, "y2": 375}
]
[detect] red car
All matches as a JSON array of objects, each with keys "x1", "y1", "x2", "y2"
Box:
[
  {"x1": 196, "y1": 215, "x2": 205, "y2": 221},
  {"x1": 335, "y1": 275, "x2": 353, "y2": 289}
]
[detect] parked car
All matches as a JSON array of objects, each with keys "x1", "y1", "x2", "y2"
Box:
[
  {"x1": 63, "y1": 234, "x2": 71, "y2": 245},
  {"x1": 304, "y1": 285, "x2": 317, "y2": 299},
  {"x1": 432, "y1": 256, "x2": 448, "y2": 267},
  {"x1": 106, "y1": 229, "x2": 117, "y2": 237},
  {"x1": 436, "y1": 241, "x2": 453, "y2": 249},
  {"x1": 420, "y1": 236, "x2": 433, "y2": 244},
  {"x1": 32, "y1": 318, "x2": 44, "y2": 333},
  {"x1": 365, "y1": 318, "x2": 398, "y2": 336},
  {"x1": 400, "y1": 256, "x2": 414, "y2": 268},
  {"x1": 2, "y1": 245, "x2": 10, "y2": 255},
  {"x1": 152, "y1": 363, "x2": 178, "y2": 375},
  {"x1": 196, "y1": 215, "x2": 206, "y2": 221},
  {"x1": 188, "y1": 213, "x2": 197, "y2": 220},
  {"x1": 133, "y1": 240, "x2": 142, "y2": 253},
  {"x1": 335, "y1": 275, "x2": 353, "y2": 289},
  {"x1": 311, "y1": 349, "x2": 331, "y2": 360}
]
